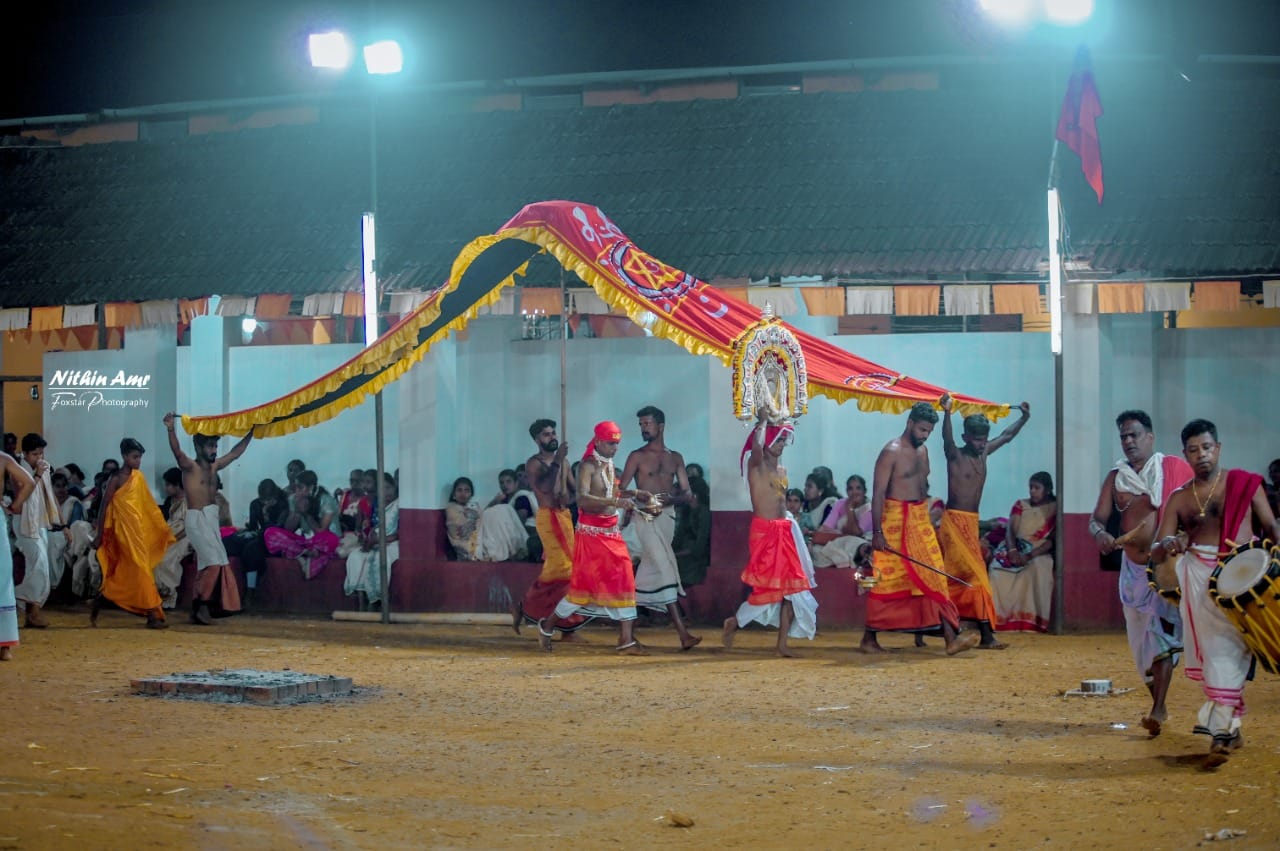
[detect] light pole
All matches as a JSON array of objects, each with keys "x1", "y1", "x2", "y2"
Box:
[{"x1": 310, "y1": 27, "x2": 403, "y2": 624}]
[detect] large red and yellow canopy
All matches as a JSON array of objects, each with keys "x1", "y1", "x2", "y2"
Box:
[{"x1": 185, "y1": 201, "x2": 1007, "y2": 438}]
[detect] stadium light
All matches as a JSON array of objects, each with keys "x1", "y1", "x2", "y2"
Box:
[
  {"x1": 979, "y1": 0, "x2": 1034, "y2": 24},
  {"x1": 363, "y1": 40, "x2": 404, "y2": 75},
  {"x1": 1044, "y1": 0, "x2": 1095, "y2": 25},
  {"x1": 308, "y1": 31, "x2": 353, "y2": 70}
]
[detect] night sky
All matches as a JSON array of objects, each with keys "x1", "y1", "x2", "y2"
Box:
[{"x1": 2, "y1": 0, "x2": 1277, "y2": 120}]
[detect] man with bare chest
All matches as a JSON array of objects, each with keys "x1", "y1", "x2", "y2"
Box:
[
  {"x1": 510, "y1": 418, "x2": 586, "y2": 642},
  {"x1": 1089, "y1": 410, "x2": 1191, "y2": 735},
  {"x1": 1149, "y1": 419, "x2": 1280, "y2": 767},
  {"x1": 863, "y1": 402, "x2": 977, "y2": 656},
  {"x1": 165, "y1": 412, "x2": 253, "y2": 624},
  {"x1": 539, "y1": 421, "x2": 653, "y2": 654},
  {"x1": 721, "y1": 414, "x2": 817, "y2": 657},
  {"x1": 619, "y1": 406, "x2": 700, "y2": 650},
  {"x1": 937, "y1": 395, "x2": 1029, "y2": 649}
]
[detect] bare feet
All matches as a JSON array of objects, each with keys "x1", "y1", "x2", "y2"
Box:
[
  {"x1": 945, "y1": 629, "x2": 981, "y2": 656},
  {"x1": 859, "y1": 636, "x2": 889, "y2": 654},
  {"x1": 775, "y1": 644, "x2": 796, "y2": 658},
  {"x1": 559, "y1": 630, "x2": 588, "y2": 644},
  {"x1": 680, "y1": 633, "x2": 703, "y2": 651},
  {"x1": 914, "y1": 635, "x2": 927, "y2": 648},
  {"x1": 616, "y1": 640, "x2": 650, "y2": 656},
  {"x1": 721, "y1": 617, "x2": 738, "y2": 648},
  {"x1": 0, "y1": 646, "x2": 12, "y2": 661},
  {"x1": 1202, "y1": 735, "x2": 1239, "y2": 770},
  {"x1": 146, "y1": 610, "x2": 169, "y2": 630},
  {"x1": 1140, "y1": 716, "x2": 1162, "y2": 737},
  {"x1": 976, "y1": 640, "x2": 1008, "y2": 650},
  {"x1": 509, "y1": 601, "x2": 522, "y2": 635},
  {"x1": 24, "y1": 604, "x2": 49, "y2": 629},
  {"x1": 536, "y1": 619, "x2": 554, "y2": 653},
  {"x1": 191, "y1": 603, "x2": 214, "y2": 626},
  {"x1": 90, "y1": 596, "x2": 103, "y2": 628}
]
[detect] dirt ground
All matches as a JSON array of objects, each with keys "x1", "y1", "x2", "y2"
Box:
[{"x1": 2, "y1": 608, "x2": 1279, "y2": 850}]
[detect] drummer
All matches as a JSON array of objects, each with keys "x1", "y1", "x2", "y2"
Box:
[
  {"x1": 1088, "y1": 410, "x2": 1192, "y2": 737},
  {"x1": 1150, "y1": 418, "x2": 1280, "y2": 768}
]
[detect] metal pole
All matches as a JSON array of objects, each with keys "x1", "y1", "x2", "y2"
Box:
[
  {"x1": 1047, "y1": 139, "x2": 1066, "y2": 636},
  {"x1": 367, "y1": 89, "x2": 391, "y2": 626},
  {"x1": 559, "y1": 267, "x2": 568, "y2": 442}
]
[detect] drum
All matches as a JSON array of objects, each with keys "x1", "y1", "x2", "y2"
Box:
[
  {"x1": 1146, "y1": 559, "x2": 1181, "y2": 604},
  {"x1": 1209, "y1": 539, "x2": 1280, "y2": 676}
]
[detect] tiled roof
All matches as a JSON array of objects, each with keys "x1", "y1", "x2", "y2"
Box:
[{"x1": 1, "y1": 69, "x2": 1277, "y2": 307}]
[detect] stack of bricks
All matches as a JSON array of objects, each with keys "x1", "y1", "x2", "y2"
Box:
[{"x1": 131, "y1": 669, "x2": 353, "y2": 705}]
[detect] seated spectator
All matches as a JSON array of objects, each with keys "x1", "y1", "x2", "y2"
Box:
[
  {"x1": 285, "y1": 458, "x2": 306, "y2": 491},
  {"x1": 62, "y1": 463, "x2": 88, "y2": 499},
  {"x1": 336, "y1": 470, "x2": 375, "y2": 557},
  {"x1": 49, "y1": 471, "x2": 85, "y2": 593},
  {"x1": 226, "y1": 478, "x2": 291, "y2": 585},
  {"x1": 154, "y1": 467, "x2": 190, "y2": 609},
  {"x1": 990, "y1": 472, "x2": 1057, "y2": 633},
  {"x1": 800, "y1": 473, "x2": 838, "y2": 533},
  {"x1": 345, "y1": 473, "x2": 399, "y2": 607},
  {"x1": 686, "y1": 462, "x2": 705, "y2": 482},
  {"x1": 508, "y1": 467, "x2": 541, "y2": 561},
  {"x1": 673, "y1": 475, "x2": 711, "y2": 586},
  {"x1": 821, "y1": 474, "x2": 872, "y2": 538},
  {"x1": 784, "y1": 488, "x2": 805, "y2": 519},
  {"x1": 264, "y1": 471, "x2": 342, "y2": 579},
  {"x1": 445, "y1": 476, "x2": 527, "y2": 562},
  {"x1": 86, "y1": 471, "x2": 112, "y2": 523},
  {"x1": 215, "y1": 476, "x2": 233, "y2": 529}
]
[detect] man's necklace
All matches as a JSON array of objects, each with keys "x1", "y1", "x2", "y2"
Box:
[
  {"x1": 592, "y1": 450, "x2": 614, "y2": 499},
  {"x1": 1192, "y1": 469, "x2": 1223, "y2": 518}
]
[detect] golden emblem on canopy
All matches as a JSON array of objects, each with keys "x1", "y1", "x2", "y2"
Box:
[{"x1": 731, "y1": 303, "x2": 808, "y2": 423}]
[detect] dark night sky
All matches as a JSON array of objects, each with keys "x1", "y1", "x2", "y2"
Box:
[{"x1": 2, "y1": 0, "x2": 1277, "y2": 120}]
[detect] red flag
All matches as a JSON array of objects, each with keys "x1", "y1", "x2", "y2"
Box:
[{"x1": 1056, "y1": 48, "x2": 1104, "y2": 204}]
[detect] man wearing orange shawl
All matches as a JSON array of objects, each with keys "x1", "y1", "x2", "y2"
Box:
[
  {"x1": 937, "y1": 394, "x2": 1030, "y2": 649},
  {"x1": 1151, "y1": 419, "x2": 1280, "y2": 767},
  {"x1": 864, "y1": 403, "x2": 978, "y2": 656},
  {"x1": 721, "y1": 413, "x2": 817, "y2": 657},
  {"x1": 512, "y1": 418, "x2": 585, "y2": 640},
  {"x1": 538, "y1": 421, "x2": 654, "y2": 655},
  {"x1": 91, "y1": 438, "x2": 176, "y2": 629}
]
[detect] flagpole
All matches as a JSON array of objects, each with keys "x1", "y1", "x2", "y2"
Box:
[
  {"x1": 1047, "y1": 109, "x2": 1065, "y2": 637},
  {"x1": 560, "y1": 267, "x2": 568, "y2": 447}
]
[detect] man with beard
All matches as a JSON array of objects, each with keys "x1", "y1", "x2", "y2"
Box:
[
  {"x1": 1150, "y1": 419, "x2": 1280, "y2": 766},
  {"x1": 619, "y1": 406, "x2": 701, "y2": 650},
  {"x1": 1089, "y1": 410, "x2": 1191, "y2": 736},
  {"x1": 511, "y1": 419, "x2": 586, "y2": 642},
  {"x1": 862, "y1": 402, "x2": 978, "y2": 656},
  {"x1": 538, "y1": 421, "x2": 654, "y2": 654},
  {"x1": 165, "y1": 412, "x2": 253, "y2": 624}
]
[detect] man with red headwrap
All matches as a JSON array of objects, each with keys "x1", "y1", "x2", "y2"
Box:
[
  {"x1": 538, "y1": 421, "x2": 655, "y2": 655},
  {"x1": 721, "y1": 411, "x2": 818, "y2": 657}
]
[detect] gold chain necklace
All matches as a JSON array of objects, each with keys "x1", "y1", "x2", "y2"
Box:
[{"x1": 1191, "y1": 469, "x2": 1223, "y2": 518}]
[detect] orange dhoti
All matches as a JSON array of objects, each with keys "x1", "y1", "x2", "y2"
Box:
[
  {"x1": 521, "y1": 508, "x2": 585, "y2": 630},
  {"x1": 937, "y1": 508, "x2": 996, "y2": 625},
  {"x1": 867, "y1": 498, "x2": 960, "y2": 633},
  {"x1": 734, "y1": 516, "x2": 818, "y2": 639},
  {"x1": 552, "y1": 512, "x2": 636, "y2": 621},
  {"x1": 97, "y1": 470, "x2": 176, "y2": 618}
]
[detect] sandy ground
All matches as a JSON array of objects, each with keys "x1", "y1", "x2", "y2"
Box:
[{"x1": 2, "y1": 608, "x2": 1280, "y2": 850}]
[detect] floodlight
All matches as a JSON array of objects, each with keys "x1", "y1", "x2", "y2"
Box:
[
  {"x1": 309, "y1": 31, "x2": 353, "y2": 70},
  {"x1": 979, "y1": 0, "x2": 1034, "y2": 23},
  {"x1": 363, "y1": 40, "x2": 404, "y2": 75},
  {"x1": 241, "y1": 317, "x2": 258, "y2": 335},
  {"x1": 1044, "y1": 0, "x2": 1094, "y2": 25}
]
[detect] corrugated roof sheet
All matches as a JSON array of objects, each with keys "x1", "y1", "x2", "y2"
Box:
[{"x1": 1, "y1": 71, "x2": 1278, "y2": 307}]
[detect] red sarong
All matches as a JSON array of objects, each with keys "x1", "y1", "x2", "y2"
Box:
[
  {"x1": 564, "y1": 512, "x2": 635, "y2": 610},
  {"x1": 522, "y1": 508, "x2": 584, "y2": 628},
  {"x1": 867, "y1": 498, "x2": 960, "y2": 632},
  {"x1": 741, "y1": 516, "x2": 811, "y2": 605}
]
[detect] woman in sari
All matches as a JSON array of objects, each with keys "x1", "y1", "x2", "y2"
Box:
[
  {"x1": 445, "y1": 477, "x2": 527, "y2": 562},
  {"x1": 990, "y1": 471, "x2": 1057, "y2": 633}
]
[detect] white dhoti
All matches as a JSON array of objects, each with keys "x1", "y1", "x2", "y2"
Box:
[
  {"x1": 733, "y1": 517, "x2": 819, "y2": 639},
  {"x1": 66, "y1": 520, "x2": 99, "y2": 598},
  {"x1": 154, "y1": 538, "x2": 192, "y2": 609},
  {"x1": 1119, "y1": 552, "x2": 1182, "y2": 683},
  {"x1": 478, "y1": 504, "x2": 527, "y2": 562},
  {"x1": 634, "y1": 507, "x2": 683, "y2": 610},
  {"x1": 14, "y1": 531, "x2": 51, "y2": 607},
  {"x1": 186, "y1": 505, "x2": 229, "y2": 569},
  {"x1": 344, "y1": 541, "x2": 400, "y2": 606},
  {"x1": 1177, "y1": 544, "x2": 1251, "y2": 739},
  {"x1": 47, "y1": 529, "x2": 68, "y2": 588}
]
